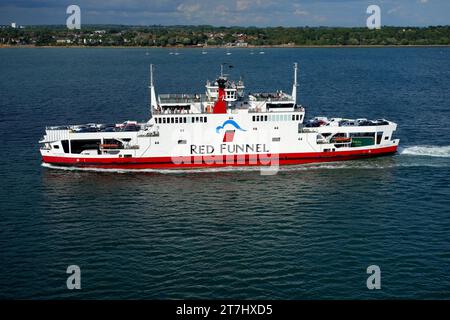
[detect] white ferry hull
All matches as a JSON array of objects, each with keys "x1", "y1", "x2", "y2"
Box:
[{"x1": 39, "y1": 63, "x2": 400, "y2": 170}]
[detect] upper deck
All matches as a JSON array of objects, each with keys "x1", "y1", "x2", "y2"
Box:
[{"x1": 153, "y1": 74, "x2": 299, "y2": 115}]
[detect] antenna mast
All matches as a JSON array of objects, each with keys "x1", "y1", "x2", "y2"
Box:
[
  {"x1": 150, "y1": 64, "x2": 154, "y2": 87},
  {"x1": 149, "y1": 64, "x2": 158, "y2": 118},
  {"x1": 292, "y1": 63, "x2": 298, "y2": 103}
]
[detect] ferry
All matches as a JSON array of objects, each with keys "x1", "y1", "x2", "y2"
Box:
[{"x1": 39, "y1": 63, "x2": 399, "y2": 169}]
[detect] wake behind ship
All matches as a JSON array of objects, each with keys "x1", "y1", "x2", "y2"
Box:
[{"x1": 39, "y1": 64, "x2": 399, "y2": 169}]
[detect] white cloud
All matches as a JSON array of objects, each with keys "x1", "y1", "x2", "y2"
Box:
[
  {"x1": 236, "y1": 0, "x2": 249, "y2": 11},
  {"x1": 176, "y1": 3, "x2": 201, "y2": 19},
  {"x1": 387, "y1": 6, "x2": 401, "y2": 15},
  {"x1": 293, "y1": 3, "x2": 309, "y2": 17}
]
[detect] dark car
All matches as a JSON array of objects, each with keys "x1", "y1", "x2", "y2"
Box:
[{"x1": 122, "y1": 125, "x2": 140, "y2": 132}]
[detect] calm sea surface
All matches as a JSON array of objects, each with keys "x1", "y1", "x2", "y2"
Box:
[{"x1": 0, "y1": 47, "x2": 449, "y2": 299}]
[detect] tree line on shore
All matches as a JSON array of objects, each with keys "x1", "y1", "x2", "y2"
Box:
[{"x1": 1, "y1": 25, "x2": 449, "y2": 46}]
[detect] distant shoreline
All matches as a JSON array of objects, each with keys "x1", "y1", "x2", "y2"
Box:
[{"x1": 1, "y1": 44, "x2": 450, "y2": 49}]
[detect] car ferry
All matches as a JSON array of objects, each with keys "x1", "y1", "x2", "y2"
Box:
[{"x1": 39, "y1": 63, "x2": 399, "y2": 169}]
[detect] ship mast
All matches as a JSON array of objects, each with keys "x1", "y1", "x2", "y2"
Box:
[
  {"x1": 149, "y1": 64, "x2": 158, "y2": 116},
  {"x1": 292, "y1": 62, "x2": 298, "y2": 104}
]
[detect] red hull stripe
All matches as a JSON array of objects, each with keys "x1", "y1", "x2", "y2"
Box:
[{"x1": 42, "y1": 146, "x2": 397, "y2": 169}]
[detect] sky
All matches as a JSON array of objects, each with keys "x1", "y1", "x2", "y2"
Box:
[{"x1": 0, "y1": 0, "x2": 449, "y2": 27}]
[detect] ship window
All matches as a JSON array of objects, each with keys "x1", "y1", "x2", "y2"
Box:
[
  {"x1": 272, "y1": 137, "x2": 281, "y2": 142},
  {"x1": 70, "y1": 139, "x2": 101, "y2": 154},
  {"x1": 61, "y1": 140, "x2": 69, "y2": 153},
  {"x1": 292, "y1": 115, "x2": 296, "y2": 121},
  {"x1": 377, "y1": 132, "x2": 383, "y2": 144},
  {"x1": 196, "y1": 117, "x2": 199, "y2": 123},
  {"x1": 256, "y1": 115, "x2": 260, "y2": 121},
  {"x1": 200, "y1": 117, "x2": 203, "y2": 123},
  {"x1": 385, "y1": 136, "x2": 389, "y2": 140},
  {"x1": 163, "y1": 118, "x2": 166, "y2": 124},
  {"x1": 267, "y1": 103, "x2": 294, "y2": 109},
  {"x1": 176, "y1": 117, "x2": 180, "y2": 123},
  {"x1": 171, "y1": 117, "x2": 174, "y2": 124},
  {"x1": 124, "y1": 154, "x2": 132, "y2": 158},
  {"x1": 53, "y1": 145, "x2": 59, "y2": 149},
  {"x1": 204, "y1": 117, "x2": 207, "y2": 123},
  {"x1": 178, "y1": 140, "x2": 187, "y2": 144},
  {"x1": 184, "y1": 117, "x2": 187, "y2": 123},
  {"x1": 252, "y1": 116, "x2": 255, "y2": 121},
  {"x1": 264, "y1": 115, "x2": 268, "y2": 121}
]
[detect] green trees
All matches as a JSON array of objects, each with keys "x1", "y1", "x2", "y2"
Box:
[{"x1": 1, "y1": 25, "x2": 449, "y2": 47}]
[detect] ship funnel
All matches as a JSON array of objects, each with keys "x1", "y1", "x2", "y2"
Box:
[
  {"x1": 149, "y1": 64, "x2": 158, "y2": 114},
  {"x1": 292, "y1": 62, "x2": 298, "y2": 104},
  {"x1": 213, "y1": 77, "x2": 227, "y2": 114}
]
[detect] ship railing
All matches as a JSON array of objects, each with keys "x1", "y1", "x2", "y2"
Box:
[
  {"x1": 249, "y1": 93, "x2": 293, "y2": 102},
  {"x1": 45, "y1": 128, "x2": 70, "y2": 141},
  {"x1": 300, "y1": 127, "x2": 318, "y2": 133},
  {"x1": 153, "y1": 108, "x2": 193, "y2": 115},
  {"x1": 138, "y1": 131, "x2": 159, "y2": 137},
  {"x1": 158, "y1": 93, "x2": 204, "y2": 104}
]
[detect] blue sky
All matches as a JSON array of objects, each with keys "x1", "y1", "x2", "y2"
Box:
[{"x1": 0, "y1": 0, "x2": 449, "y2": 27}]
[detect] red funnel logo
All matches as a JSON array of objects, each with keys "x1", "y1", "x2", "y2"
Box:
[{"x1": 223, "y1": 130, "x2": 235, "y2": 143}]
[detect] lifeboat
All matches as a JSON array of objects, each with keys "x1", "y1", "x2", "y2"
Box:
[
  {"x1": 100, "y1": 143, "x2": 120, "y2": 149},
  {"x1": 332, "y1": 137, "x2": 352, "y2": 143}
]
